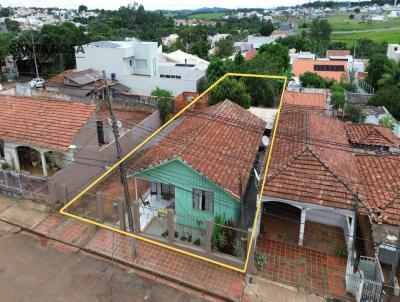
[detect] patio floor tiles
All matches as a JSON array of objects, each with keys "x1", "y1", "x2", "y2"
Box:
[
  {"x1": 58, "y1": 219, "x2": 90, "y2": 244},
  {"x1": 34, "y1": 213, "x2": 64, "y2": 234}
]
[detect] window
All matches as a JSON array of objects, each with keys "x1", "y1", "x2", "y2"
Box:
[
  {"x1": 192, "y1": 189, "x2": 213, "y2": 212},
  {"x1": 129, "y1": 59, "x2": 133, "y2": 67},
  {"x1": 135, "y1": 59, "x2": 147, "y2": 68},
  {"x1": 314, "y1": 64, "x2": 345, "y2": 72},
  {"x1": 0, "y1": 140, "x2": 4, "y2": 158},
  {"x1": 161, "y1": 183, "x2": 175, "y2": 197}
]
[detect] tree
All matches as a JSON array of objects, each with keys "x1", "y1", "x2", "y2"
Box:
[
  {"x1": 328, "y1": 41, "x2": 347, "y2": 50},
  {"x1": 300, "y1": 72, "x2": 328, "y2": 88},
  {"x1": 260, "y1": 20, "x2": 274, "y2": 36},
  {"x1": 366, "y1": 54, "x2": 392, "y2": 90},
  {"x1": 233, "y1": 52, "x2": 244, "y2": 66},
  {"x1": 352, "y1": 39, "x2": 387, "y2": 59},
  {"x1": 78, "y1": 5, "x2": 88, "y2": 13},
  {"x1": 369, "y1": 86, "x2": 400, "y2": 120},
  {"x1": 244, "y1": 78, "x2": 275, "y2": 107},
  {"x1": 379, "y1": 116, "x2": 396, "y2": 130},
  {"x1": 330, "y1": 91, "x2": 345, "y2": 113},
  {"x1": 258, "y1": 43, "x2": 290, "y2": 70},
  {"x1": 4, "y1": 18, "x2": 20, "y2": 33},
  {"x1": 216, "y1": 37, "x2": 234, "y2": 58},
  {"x1": 205, "y1": 58, "x2": 226, "y2": 88},
  {"x1": 0, "y1": 33, "x2": 13, "y2": 80},
  {"x1": 209, "y1": 78, "x2": 252, "y2": 109},
  {"x1": 276, "y1": 33, "x2": 311, "y2": 52},
  {"x1": 378, "y1": 60, "x2": 400, "y2": 88},
  {"x1": 345, "y1": 103, "x2": 362, "y2": 123},
  {"x1": 309, "y1": 19, "x2": 332, "y2": 55},
  {"x1": 151, "y1": 87, "x2": 175, "y2": 122},
  {"x1": 189, "y1": 41, "x2": 208, "y2": 60}
]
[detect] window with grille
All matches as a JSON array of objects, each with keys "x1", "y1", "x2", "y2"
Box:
[
  {"x1": 314, "y1": 64, "x2": 345, "y2": 72},
  {"x1": 192, "y1": 189, "x2": 213, "y2": 212}
]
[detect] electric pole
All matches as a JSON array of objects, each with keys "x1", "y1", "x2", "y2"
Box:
[
  {"x1": 102, "y1": 71, "x2": 136, "y2": 257},
  {"x1": 31, "y1": 31, "x2": 39, "y2": 79}
]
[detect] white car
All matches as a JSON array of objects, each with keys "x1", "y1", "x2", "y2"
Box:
[{"x1": 29, "y1": 78, "x2": 45, "y2": 88}]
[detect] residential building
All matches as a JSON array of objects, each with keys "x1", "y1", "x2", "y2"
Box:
[
  {"x1": 0, "y1": 96, "x2": 96, "y2": 178},
  {"x1": 75, "y1": 40, "x2": 209, "y2": 96},
  {"x1": 289, "y1": 50, "x2": 316, "y2": 64},
  {"x1": 326, "y1": 49, "x2": 351, "y2": 61},
  {"x1": 247, "y1": 35, "x2": 280, "y2": 49},
  {"x1": 161, "y1": 34, "x2": 179, "y2": 47},
  {"x1": 208, "y1": 33, "x2": 230, "y2": 48},
  {"x1": 387, "y1": 43, "x2": 400, "y2": 62},
  {"x1": 292, "y1": 59, "x2": 348, "y2": 83},
  {"x1": 129, "y1": 100, "x2": 265, "y2": 229}
]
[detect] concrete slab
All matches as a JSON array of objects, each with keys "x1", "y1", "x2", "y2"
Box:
[
  {"x1": 0, "y1": 221, "x2": 20, "y2": 235},
  {"x1": 0, "y1": 195, "x2": 15, "y2": 212},
  {"x1": 243, "y1": 277, "x2": 324, "y2": 302},
  {"x1": 0, "y1": 199, "x2": 50, "y2": 229}
]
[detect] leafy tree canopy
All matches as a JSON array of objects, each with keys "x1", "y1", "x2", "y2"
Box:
[
  {"x1": 209, "y1": 78, "x2": 252, "y2": 109},
  {"x1": 259, "y1": 20, "x2": 274, "y2": 36}
]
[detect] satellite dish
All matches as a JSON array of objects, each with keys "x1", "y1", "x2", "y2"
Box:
[
  {"x1": 117, "y1": 120, "x2": 123, "y2": 129},
  {"x1": 262, "y1": 136, "x2": 270, "y2": 147}
]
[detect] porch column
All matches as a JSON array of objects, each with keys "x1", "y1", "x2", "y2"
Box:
[
  {"x1": 299, "y1": 208, "x2": 306, "y2": 246},
  {"x1": 40, "y1": 151, "x2": 48, "y2": 177},
  {"x1": 348, "y1": 216, "x2": 355, "y2": 252},
  {"x1": 9, "y1": 147, "x2": 20, "y2": 172}
]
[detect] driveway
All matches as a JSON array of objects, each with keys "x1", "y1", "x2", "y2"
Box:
[{"x1": 0, "y1": 228, "x2": 209, "y2": 302}]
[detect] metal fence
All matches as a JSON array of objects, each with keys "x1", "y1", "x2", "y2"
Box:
[{"x1": 0, "y1": 169, "x2": 49, "y2": 202}]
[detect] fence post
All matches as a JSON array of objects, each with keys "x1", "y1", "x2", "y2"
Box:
[
  {"x1": 96, "y1": 191, "x2": 104, "y2": 223},
  {"x1": 117, "y1": 199, "x2": 126, "y2": 231},
  {"x1": 47, "y1": 181, "x2": 57, "y2": 205},
  {"x1": 60, "y1": 183, "x2": 68, "y2": 207},
  {"x1": 246, "y1": 228, "x2": 255, "y2": 275},
  {"x1": 167, "y1": 210, "x2": 175, "y2": 243},
  {"x1": 206, "y1": 219, "x2": 212, "y2": 255},
  {"x1": 132, "y1": 201, "x2": 141, "y2": 234}
]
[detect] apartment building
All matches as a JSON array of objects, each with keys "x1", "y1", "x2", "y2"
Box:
[{"x1": 75, "y1": 40, "x2": 209, "y2": 96}]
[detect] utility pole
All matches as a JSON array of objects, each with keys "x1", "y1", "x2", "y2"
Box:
[
  {"x1": 31, "y1": 31, "x2": 39, "y2": 79},
  {"x1": 352, "y1": 191, "x2": 359, "y2": 272},
  {"x1": 102, "y1": 71, "x2": 136, "y2": 257}
]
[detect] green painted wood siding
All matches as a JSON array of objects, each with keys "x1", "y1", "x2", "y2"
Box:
[{"x1": 132, "y1": 158, "x2": 240, "y2": 228}]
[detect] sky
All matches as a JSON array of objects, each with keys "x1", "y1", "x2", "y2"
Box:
[{"x1": 1, "y1": 0, "x2": 314, "y2": 10}]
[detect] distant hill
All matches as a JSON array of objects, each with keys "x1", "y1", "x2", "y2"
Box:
[{"x1": 155, "y1": 7, "x2": 233, "y2": 15}]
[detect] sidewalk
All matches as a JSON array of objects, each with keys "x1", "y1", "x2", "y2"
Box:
[{"x1": 0, "y1": 196, "x2": 245, "y2": 302}]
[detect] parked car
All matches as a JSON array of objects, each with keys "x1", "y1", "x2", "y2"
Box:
[{"x1": 29, "y1": 78, "x2": 45, "y2": 88}]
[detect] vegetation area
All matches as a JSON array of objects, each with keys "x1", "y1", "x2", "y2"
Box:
[
  {"x1": 331, "y1": 29, "x2": 400, "y2": 47},
  {"x1": 188, "y1": 12, "x2": 226, "y2": 20}
]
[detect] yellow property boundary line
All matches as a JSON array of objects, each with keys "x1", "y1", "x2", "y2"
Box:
[{"x1": 60, "y1": 72, "x2": 287, "y2": 273}]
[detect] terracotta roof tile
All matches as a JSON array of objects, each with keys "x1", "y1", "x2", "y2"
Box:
[
  {"x1": 355, "y1": 154, "x2": 400, "y2": 225},
  {"x1": 344, "y1": 123, "x2": 400, "y2": 148},
  {"x1": 264, "y1": 109, "x2": 360, "y2": 210},
  {"x1": 0, "y1": 96, "x2": 96, "y2": 151},
  {"x1": 283, "y1": 91, "x2": 327, "y2": 111},
  {"x1": 131, "y1": 100, "x2": 266, "y2": 200}
]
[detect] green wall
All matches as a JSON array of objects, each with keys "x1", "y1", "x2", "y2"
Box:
[{"x1": 132, "y1": 158, "x2": 240, "y2": 228}]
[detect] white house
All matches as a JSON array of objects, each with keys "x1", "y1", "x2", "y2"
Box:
[
  {"x1": 75, "y1": 40, "x2": 209, "y2": 96},
  {"x1": 387, "y1": 43, "x2": 400, "y2": 62},
  {"x1": 247, "y1": 35, "x2": 279, "y2": 49}
]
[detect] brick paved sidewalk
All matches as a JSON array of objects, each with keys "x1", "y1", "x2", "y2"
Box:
[{"x1": 34, "y1": 213, "x2": 245, "y2": 301}]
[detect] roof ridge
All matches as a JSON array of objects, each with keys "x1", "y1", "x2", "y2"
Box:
[{"x1": 267, "y1": 147, "x2": 308, "y2": 182}]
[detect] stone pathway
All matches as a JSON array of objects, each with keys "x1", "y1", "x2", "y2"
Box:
[{"x1": 0, "y1": 196, "x2": 245, "y2": 301}]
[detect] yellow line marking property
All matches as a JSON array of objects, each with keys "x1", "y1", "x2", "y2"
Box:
[{"x1": 60, "y1": 73, "x2": 288, "y2": 273}]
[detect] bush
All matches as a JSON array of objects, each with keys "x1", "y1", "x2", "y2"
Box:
[
  {"x1": 345, "y1": 103, "x2": 362, "y2": 123},
  {"x1": 379, "y1": 116, "x2": 396, "y2": 130},
  {"x1": 193, "y1": 238, "x2": 201, "y2": 246},
  {"x1": 209, "y1": 78, "x2": 251, "y2": 109},
  {"x1": 300, "y1": 72, "x2": 330, "y2": 88},
  {"x1": 151, "y1": 87, "x2": 175, "y2": 122}
]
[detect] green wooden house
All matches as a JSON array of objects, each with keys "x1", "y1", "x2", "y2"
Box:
[{"x1": 129, "y1": 100, "x2": 266, "y2": 229}]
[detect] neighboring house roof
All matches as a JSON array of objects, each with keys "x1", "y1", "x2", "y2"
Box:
[
  {"x1": 163, "y1": 50, "x2": 209, "y2": 66},
  {"x1": 346, "y1": 92, "x2": 372, "y2": 106},
  {"x1": 264, "y1": 110, "x2": 360, "y2": 210},
  {"x1": 292, "y1": 59, "x2": 348, "y2": 82},
  {"x1": 244, "y1": 50, "x2": 257, "y2": 61},
  {"x1": 344, "y1": 123, "x2": 400, "y2": 148},
  {"x1": 131, "y1": 100, "x2": 266, "y2": 200},
  {"x1": 46, "y1": 69, "x2": 105, "y2": 88},
  {"x1": 271, "y1": 29, "x2": 293, "y2": 36},
  {"x1": 174, "y1": 92, "x2": 208, "y2": 113},
  {"x1": 283, "y1": 91, "x2": 327, "y2": 111},
  {"x1": 326, "y1": 50, "x2": 351, "y2": 58},
  {"x1": 0, "y1": 96, "x2": 96, "y2": 151},
  {"x1": 355, "y1": 154, "x2": 400, "y2": 225}
]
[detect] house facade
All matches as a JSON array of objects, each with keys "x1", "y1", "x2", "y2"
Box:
[
  {"x1": 75, "y1": 40, "x2": 209, "y2": 96},
  {"x1": 129, "y1": 100, "x2": 266, "y2": 229}
]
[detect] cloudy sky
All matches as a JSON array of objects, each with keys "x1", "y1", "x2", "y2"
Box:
[{"x1": 2, "y1": 0, "x2": 312, "y2": 10}]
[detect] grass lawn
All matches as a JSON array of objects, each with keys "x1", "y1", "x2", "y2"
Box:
[
  {"x1": 332, "y1": 29, "x2": 400, "y2": 47},
  {"x1": 188, "y1": 12, "x2": 226, "y2": 20},
  {"x1": 327, "y1": 13, "x2": 400, "y2": 31}
]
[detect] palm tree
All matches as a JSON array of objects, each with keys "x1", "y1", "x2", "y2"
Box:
[{"x1": 378, "y1": 60, "x2": 400, "y2": 88}]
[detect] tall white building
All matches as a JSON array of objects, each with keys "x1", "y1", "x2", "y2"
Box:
[{"x1": 74, "y1": 40, "x2": 209, "y2": 96}]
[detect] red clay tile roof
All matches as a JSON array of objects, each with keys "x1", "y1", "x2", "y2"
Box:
[
  {"x1": 174, "y1": 92, "x2": 208, "y2": 113},
  {"x1": 355, "y1": 154, "x2": 400, "y2": 225},
  {"x1": 244, "y1": 50, "x2": 257, "y2": 61},
  {"x1": 264, "y1": 110, "x2": 360, "y2": 210},
  {"x1": 292, "y1": 59, "x2": 348, "y2": 82},
  {"x1": 326, "y1": 50, "x2": 351, "y2": 58},
  {"x1": 283, "y1": 91, "x2": 327, "y2": 111},
  {"x1": 0, "y1": 96, "x2": 96, "y2": 151},
  {"x1": 131, "y1": 100, "x2": 266, "y2": 200},
  {"x1": 344, "y1": 123, "x2": 400, "y2": 148}
]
